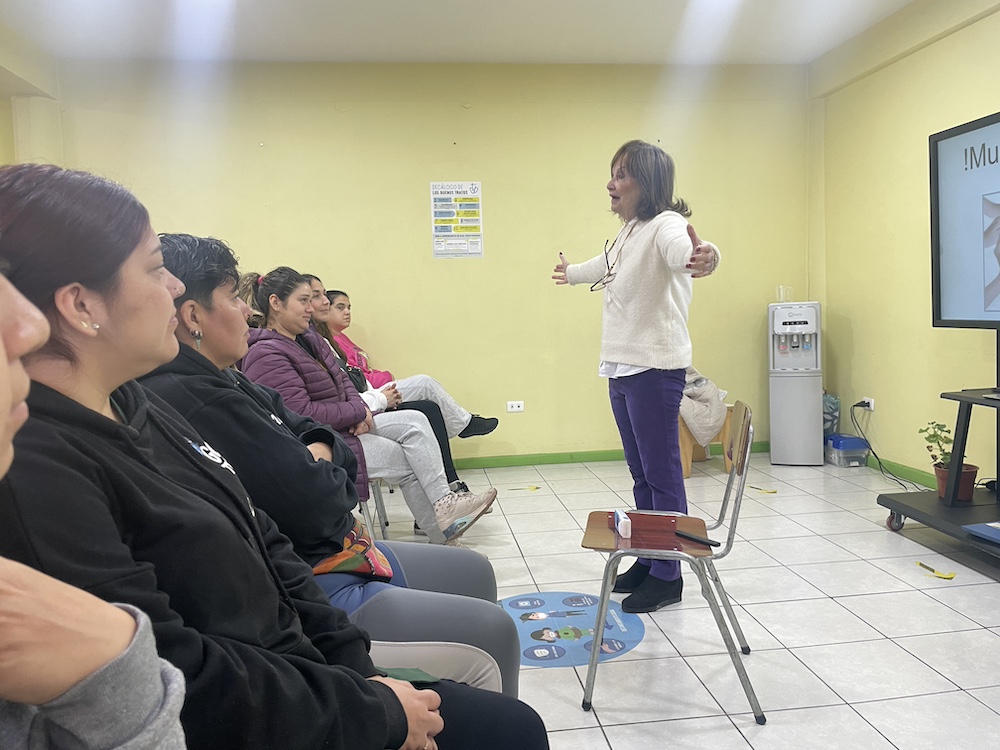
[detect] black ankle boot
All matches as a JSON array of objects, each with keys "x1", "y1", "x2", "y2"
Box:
[
  {"x1": 622, "y1": 575, "x2": 683, "y2": 613},
  {"x1": 612, "y1": 561, "x2": 650, "y2": 593}
]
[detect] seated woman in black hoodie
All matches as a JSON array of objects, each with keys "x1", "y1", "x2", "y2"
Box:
[
  {"x1": 0, "y1": 164, "x2": 548, "y2": 750},
  {"x1": 0, "y1": 270, "x2": 186, "y2": 749},
  {"x1": 141, "y1": 232, "x2": 520, "y2": 697}
]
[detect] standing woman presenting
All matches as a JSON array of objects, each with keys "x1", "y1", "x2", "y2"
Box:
[{"x1": 552, "y1": 140, "x2": 720, "y2": 614}]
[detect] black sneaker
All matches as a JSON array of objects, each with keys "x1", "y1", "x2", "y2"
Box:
[{"x1": 458, "y1": 415, "x2": 499, "y2": 438}]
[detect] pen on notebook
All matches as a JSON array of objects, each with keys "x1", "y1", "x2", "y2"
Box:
[{"x1": 675, "y1": 529, "x2": 721, "y2": 547}]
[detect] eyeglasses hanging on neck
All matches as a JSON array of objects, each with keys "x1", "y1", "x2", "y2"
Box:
[{"x1": 590, "y1": 221, "x2": 637, "y2": 292}]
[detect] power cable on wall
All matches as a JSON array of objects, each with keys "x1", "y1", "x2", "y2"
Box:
[{"x1": 848, "y1": 403, "x2": 925, "y2": 493}]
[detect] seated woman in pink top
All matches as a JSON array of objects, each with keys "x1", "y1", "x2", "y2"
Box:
[{"x1": 313, "y1": 281, "x2": 497, "y2": 440}]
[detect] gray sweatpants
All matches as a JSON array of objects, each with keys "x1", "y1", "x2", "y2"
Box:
[
  {"x1": 350, "y1": 541, "x2": 521, "y2": 697},
  {"x1": 395, "y1": 374, "x2": 472, "y2": 438},
  {"x1": 360, "y1": 410, "x2": 451, "y2": 543}
]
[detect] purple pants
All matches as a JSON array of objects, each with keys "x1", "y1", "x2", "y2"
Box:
[{"x1": 609, "y1": 368, "x2": 688, "y2": 582}]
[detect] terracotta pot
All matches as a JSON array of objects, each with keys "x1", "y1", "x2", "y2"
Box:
[{"x1": 933, "y1": 463, "x2": 979, "y2": 502}]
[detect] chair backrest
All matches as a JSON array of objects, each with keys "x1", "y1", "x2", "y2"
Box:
[{"x1": 704, "y1": 400, "x2": 752, "y2": 557}]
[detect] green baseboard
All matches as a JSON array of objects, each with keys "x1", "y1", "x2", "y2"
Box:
[
  {"x1": 453, "y1": 441, "x2": 771, "y2": 470},
  {"x1": 453, "y1": 450, "x2": 625, "y2": 470},
  {"x1": 456, "y1": 443, "x2": 926, "y2": 481},
  {"x1": 709, "y1": 441, "x2": 770, "y2": 457},
  {"x1": 867, "y1": 455, "x2": 935, "y2": 488}
]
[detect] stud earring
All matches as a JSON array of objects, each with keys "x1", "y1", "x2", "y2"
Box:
[
  {"x1": 81, "y1": 321, "x2": 100, "y2": 331},
  {"x1": 192, "y1": 330, "x2": 203, "y2": 351}
]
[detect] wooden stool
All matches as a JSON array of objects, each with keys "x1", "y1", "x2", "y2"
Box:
[{"x1": 679, "y1": 404, "x2": 734, "y2": 478}]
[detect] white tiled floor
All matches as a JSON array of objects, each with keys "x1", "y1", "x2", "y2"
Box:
[{"x1": 377, "y1": 454, "x2": 1000, "y2": 749}]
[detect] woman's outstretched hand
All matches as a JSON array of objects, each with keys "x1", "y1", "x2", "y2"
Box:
[
  {"x1": 686, "y1": 224, "x2": 719, "y2": 278},
  {"x1": 552, "y1": 253, "x2": 569, "y2": 285}
]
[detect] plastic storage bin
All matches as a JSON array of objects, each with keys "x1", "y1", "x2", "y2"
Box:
[{"x1": 825, "y1": 433, "x2": 870, "y2": 468}]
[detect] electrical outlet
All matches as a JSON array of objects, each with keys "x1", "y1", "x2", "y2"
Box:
[
  {"x1": 861, "y1": 397, "x2": 875, "y2": 412},
  {"x1": 506, "y1": 400, "x2": 524, "y2": 413}
]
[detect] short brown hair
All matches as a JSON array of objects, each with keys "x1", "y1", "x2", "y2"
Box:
[{"x1": 611, "y1": 140, "x2": 691, "y2": 220}]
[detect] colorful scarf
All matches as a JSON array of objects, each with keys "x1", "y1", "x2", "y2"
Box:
[{"x1": 311, "y1": 516, "x2": 393, "y2": 582}]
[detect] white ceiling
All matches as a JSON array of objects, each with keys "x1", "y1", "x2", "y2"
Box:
[{"x1": 0, "y1": 0, "x2": 916, "y2": 66}]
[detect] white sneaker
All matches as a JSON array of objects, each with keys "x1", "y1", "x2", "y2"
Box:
[
  {"x1": 434, "y1": 488, "x2": 497, "y2": 541},
  {"x1": 450, "y1": 480, "x2": 494, "y2": 513}
]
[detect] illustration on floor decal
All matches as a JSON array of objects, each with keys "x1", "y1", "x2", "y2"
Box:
[{"x1": 500, "y1": 591, "x2": 645, "y2": 667}]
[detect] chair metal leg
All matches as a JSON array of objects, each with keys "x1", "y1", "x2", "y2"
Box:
[
  {"x1": 581, "y1": 551, "x2": 628, "y2": 711},
  {"x1": 369, "y1": 482, "x2": 389, "y2": 540},
  {"x1": 359, "y1": 498, "x2": 378, "y2": 537},
  {"x1": 694, "y1": 560, "x2": 766, "y2": 724},
  {"x1": 706, "y1": 558, "x2": 751, "y2": 655}
]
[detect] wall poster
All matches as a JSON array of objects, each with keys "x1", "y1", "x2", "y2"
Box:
[{"x1": 431, "y1": 181, "x2": 483, "y2": 258}]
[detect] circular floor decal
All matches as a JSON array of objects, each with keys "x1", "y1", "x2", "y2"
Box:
[{"x1": 500, "y1": 591, "x2": 645, "y2": 667}]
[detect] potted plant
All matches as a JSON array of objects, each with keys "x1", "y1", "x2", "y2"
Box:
[{"x1": 919, "y1": 421, "x2": 978, "y2": 502}]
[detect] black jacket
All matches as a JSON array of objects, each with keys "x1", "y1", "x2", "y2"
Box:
[
  {"x1": 0, "y1": 381, "x2": 407, "y2": 750},
  {"x1": 141, "y1": 344, "x2": 358, "y2": 567}
]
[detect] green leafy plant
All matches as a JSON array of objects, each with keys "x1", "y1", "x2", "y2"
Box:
[{"x1": 919, "y1": 421, "x2": 953, "y2": 468}]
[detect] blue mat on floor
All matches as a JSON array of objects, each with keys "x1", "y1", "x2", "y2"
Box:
[{"x1": 500, "y1": 591, "x2": 645, "y2": 667}]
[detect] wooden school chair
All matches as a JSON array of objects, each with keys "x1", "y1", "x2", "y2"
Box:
[{"x1": 679, "y1": 403, "x2": 734, "y2": 478}]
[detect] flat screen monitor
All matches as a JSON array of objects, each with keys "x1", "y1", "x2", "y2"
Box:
[{"x1": 930, "y1": 110, "x2": 1000, "y2": 328}]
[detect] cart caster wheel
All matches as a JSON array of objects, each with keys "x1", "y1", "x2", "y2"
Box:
[
  {"x1": 582, "y1": 700, "x2": 592, "y2": 712},
  {"x1": 886, "y1": 513, "x2": 905, "y2": 532}
]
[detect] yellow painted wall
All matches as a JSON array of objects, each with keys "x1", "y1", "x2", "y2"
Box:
[
  {"x1": 12, "y1": 2, "x2": 998, "y2": 473},
  {"x1": 820, "y1": 8, "x2": 1000, "y2": 476},
  {"x1": 0, "y1": 98, "x2": 12, "y2": 163},
  {"x1": 0, "y1": 21, "x2": 60, "y2": 164},
  {"x1": 0, "y1": 21, "x2": 59, "y2": 99},
  {"x1": 52, "y1": 61, "x2": 810, "y2": 459}
]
